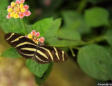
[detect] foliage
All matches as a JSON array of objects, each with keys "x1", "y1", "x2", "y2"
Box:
[
  {"x1": 1, "y1": 48, "x2": 21, "y2": 58},
  {"x1": 0, "y1": 0, "x2": 112, "y2": 84},
  {"x1": 26, "y1": 59, "x2": 53, "y2": 85},
  {"x1": 78, "y1": 44, "x2": 112, "y2": 80},
  {"x1": 84, "y1": 7, "x2": 109, "y2": 27}
]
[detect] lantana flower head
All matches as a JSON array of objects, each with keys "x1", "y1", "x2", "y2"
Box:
[
  {"x1": 27, "y1": 30, "x2": 45, "y2": 44},
  {"x1": 6, "y1": 0, "x2": 31, "y2": 19}
]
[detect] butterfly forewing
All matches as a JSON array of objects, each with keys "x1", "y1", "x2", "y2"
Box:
[
  {"x1": 5, "y1": 33, "x2": 68, "y2": 64},
  {"x1": 5, "y1": 33, "x2": 37, "y2": 58}
]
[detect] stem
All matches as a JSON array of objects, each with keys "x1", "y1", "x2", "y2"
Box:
[
  {"x1": 75, "y1": 35, "x2": 106, "y2": 47},
  {"x1": 77, "y1": 0, "x2": 87, "y2": 13},
  {"x1": 70, "y1": 48, "x2": 75, "y2": 57},
  {"x1": 55, "y1": 36, "x2": 105, "y2": 48},
  {"x1": 84, "y1": 36, "x2": 105, "y2": 45}
]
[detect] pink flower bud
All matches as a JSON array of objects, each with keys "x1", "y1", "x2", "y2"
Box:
[
  {"x1": 16, "y1": 0, "x2": 20, "y2": 4},
  {"x1": 19, "y1": 12, "x2": 25, "y2": 18},
  {"x1": 39, "y1": 37, "x2": 45, "y2": 43},
  {"x1": 24, "y1": 5, "x2": 29, "y2": 10},
  {"x1": 31, "y1": 30, "x2": 36, "y2": 35},
  {"x1": 8, "y1": 6, "x2": 11, "y2": 8},
  {"x1": 36, "y1": 32, "x2": 40, "y2": 37},
  {"x1": 20, "y1": 0, "x2": 25, "y2": 3},
  {"x1": 6, "y1": 14, "x2": 11, "y2": 19},
  {"x1": 24, "y1": 11, "x2": 31, "y2": 16}
]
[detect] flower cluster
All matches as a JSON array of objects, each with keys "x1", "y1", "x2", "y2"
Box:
[
  {"x1": 6, "y1": 0, "x2": 31, "y2": 19},
  {"x1": 27, "y1": 30, "x2": 45, "y2": 44}
]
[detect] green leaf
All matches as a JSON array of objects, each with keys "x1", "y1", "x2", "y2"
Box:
[
  {"x1": 58, "y1": 28, "x2": 81, "y2": 41},
  {"x1": 26, "y1": 59, "x2": 51, "y2": 78},
  {"x1": 105, "y1": 29, "x2": 112, "y2": 46},
  {"x1": 0, "y1": 0, "x2": 8, "y2": 10},
  {"x1": 32, "y1": 18, "x2": 53, "y2": 36},
  {"x1": 84, "y1": 7, "x2": 109, "y2": 27},
  {"x1": 1, "y1": 48, "x2": 21, "y2": 58},
  {"x1": 62, "y1": 11, "x2": 91, "y2": 34},
  {"x1": 0, "y1": 10, "x2": 27, "y2": 34},
  {"x1": 35, "y1": 63, "x2": 53, "y2": 85},
  {"x1": 45, "y1": 18, "x2": 61, "y2": 38},
  {"x1": 47, "y1": 37, "x2": 82, "y2": 47},
  {"x1": 78, "y1": 44, "x2": 112, "y2": 80},
  {"x1": 62, "y1": 11, "x2": 82, "y2": 27},
  {"x1": 62, "y1": 11, "x2": 83, "y2": 30},
  {"x1": 43, "y1": 18, "x2": 82, "y2": 47}
]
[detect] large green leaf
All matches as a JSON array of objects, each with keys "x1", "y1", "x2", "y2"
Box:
[
  {"x1": 78, "y1": 44, "x2": 112, "y2": 80},
  {"x1": 35, "y1": 63, "x2": 53, "y2": 85},
  {"x1": 84, "y1": 7, "x2": 109, "y2": 27},
  {"x1": 44, "y1": 18, "x2": 82, "y2": 47},
  {"x1": 32, "y1": 18, "x2": 53, "y2": 36},
  {"x1": 105, "y1": 29, "x2": 112, "y2": 46},
  {"x1": 26, "y1": 59, "x2": 51, "y2": 78},
  {"x1": 58, "y1": 28, "x2": 81, "y2": 41},
  {"x1": 62, "y1": 11, "x2": 82, "y2": 27},
  {"x1": 1, "y1": 48, "x2": 21, "y2": 58},
  {"x1": 45, "y1": 18, "x2": 61, "y2": 38},
  {"x1": 62, "y1": 11, "x2": 91, "y2": 34}
]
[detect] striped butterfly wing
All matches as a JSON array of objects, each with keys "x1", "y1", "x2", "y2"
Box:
[
  {"x1": 5, "y1": 33, "x2": 37, "y2": 58},
  {"x1": 34, "y1": 45, "x2": 68, "y2": 63},
  {"x1": 5, "y1": 33, "x2": 68, "y2": 64}
]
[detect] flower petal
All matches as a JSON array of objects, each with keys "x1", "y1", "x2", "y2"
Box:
[
  {"x1": 24, "y1": 11, "x2": 31, "y2": 16},
  {"x1": 36, "y1": 32, "x2": 40, "y2": 37},
  {"x1": 39, "y1": 37, "x2": 45, "y2": 43}
]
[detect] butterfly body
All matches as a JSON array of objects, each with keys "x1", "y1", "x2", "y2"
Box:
[{"x1": 5, "y1": 33, "x2": 67, "y2": 64}]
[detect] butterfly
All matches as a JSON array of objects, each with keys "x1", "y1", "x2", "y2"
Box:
[{"x1": 5, "y1": 33, "x2": 68, "y2": 64}]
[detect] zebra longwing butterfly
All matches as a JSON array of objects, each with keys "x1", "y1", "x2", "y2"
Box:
[{"x1": 5, "y1": 33, "x2": 68, "y2": 64}]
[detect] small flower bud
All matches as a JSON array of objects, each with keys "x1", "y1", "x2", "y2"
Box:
[
  {"x1": 11, "y1": 2, "x2": 16, "y2": 7},
  {"x1": 19, "y1": 12, "x2": 25, "y2": 18},
  {"x1": 8, "y1": 6, "x2": 11, "y2": 8},
  {"x1": 6, "y1": 14, "x2": 11, "y2": 19},
  {"x1": 21, "y1": 8, "x2": 26, "y2": 12},
  {"x1": 20, "y1": 0, "x2": 25, "y2": 3},
  {"x1": 10, "y1": 12, "x2": 15, "y2": 17},
  {"x1": 31, "y1": 30, "x2": 36, "y2": 35},
  {"x1": 14, "y1": 14, "x2": 19, "y2": 18},
  {"x1": 16, "y1": 0, "x2": 20, "y2": 4},
  {"x1": 24, "y1": 11, "x2": 31, "y2": 16},
  {"x1": 20, "y1": 3, "x2": 24, "y2": 8},
  {"x1": 7, "y1": 8, "x2": 12, "y2": 12},
  {"x1": 27, "y1": 34, "x2": 32, "y2": 39},
  {"x1": 36, "y1": 32, "x2": 40, "y2": 37},
  {"x1": 24, "y1": 5, "x2": 29, "y2": 10},
  {"x1": 39, "y1": 37, "x2": 45, "y2": 43}
]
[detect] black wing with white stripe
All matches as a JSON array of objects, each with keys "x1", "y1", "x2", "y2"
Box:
[
  {"x1": 5, "y1": 33, "x2": 37, "y2": 58},
  {"x1": 5, "y1": 33, "x2": 68, "y2": 64}
]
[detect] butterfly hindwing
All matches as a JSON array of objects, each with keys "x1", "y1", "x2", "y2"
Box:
[
  {"x1": 34, "y1": 45, "x2": 68, "y2": 63},
  {"x1": 5, "y1": 33, "x2": 68, "y2": 64}
]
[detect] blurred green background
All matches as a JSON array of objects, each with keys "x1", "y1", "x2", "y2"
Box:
[{"x1": 0, "y1": 0, "x2": 112, "y2": 86}]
